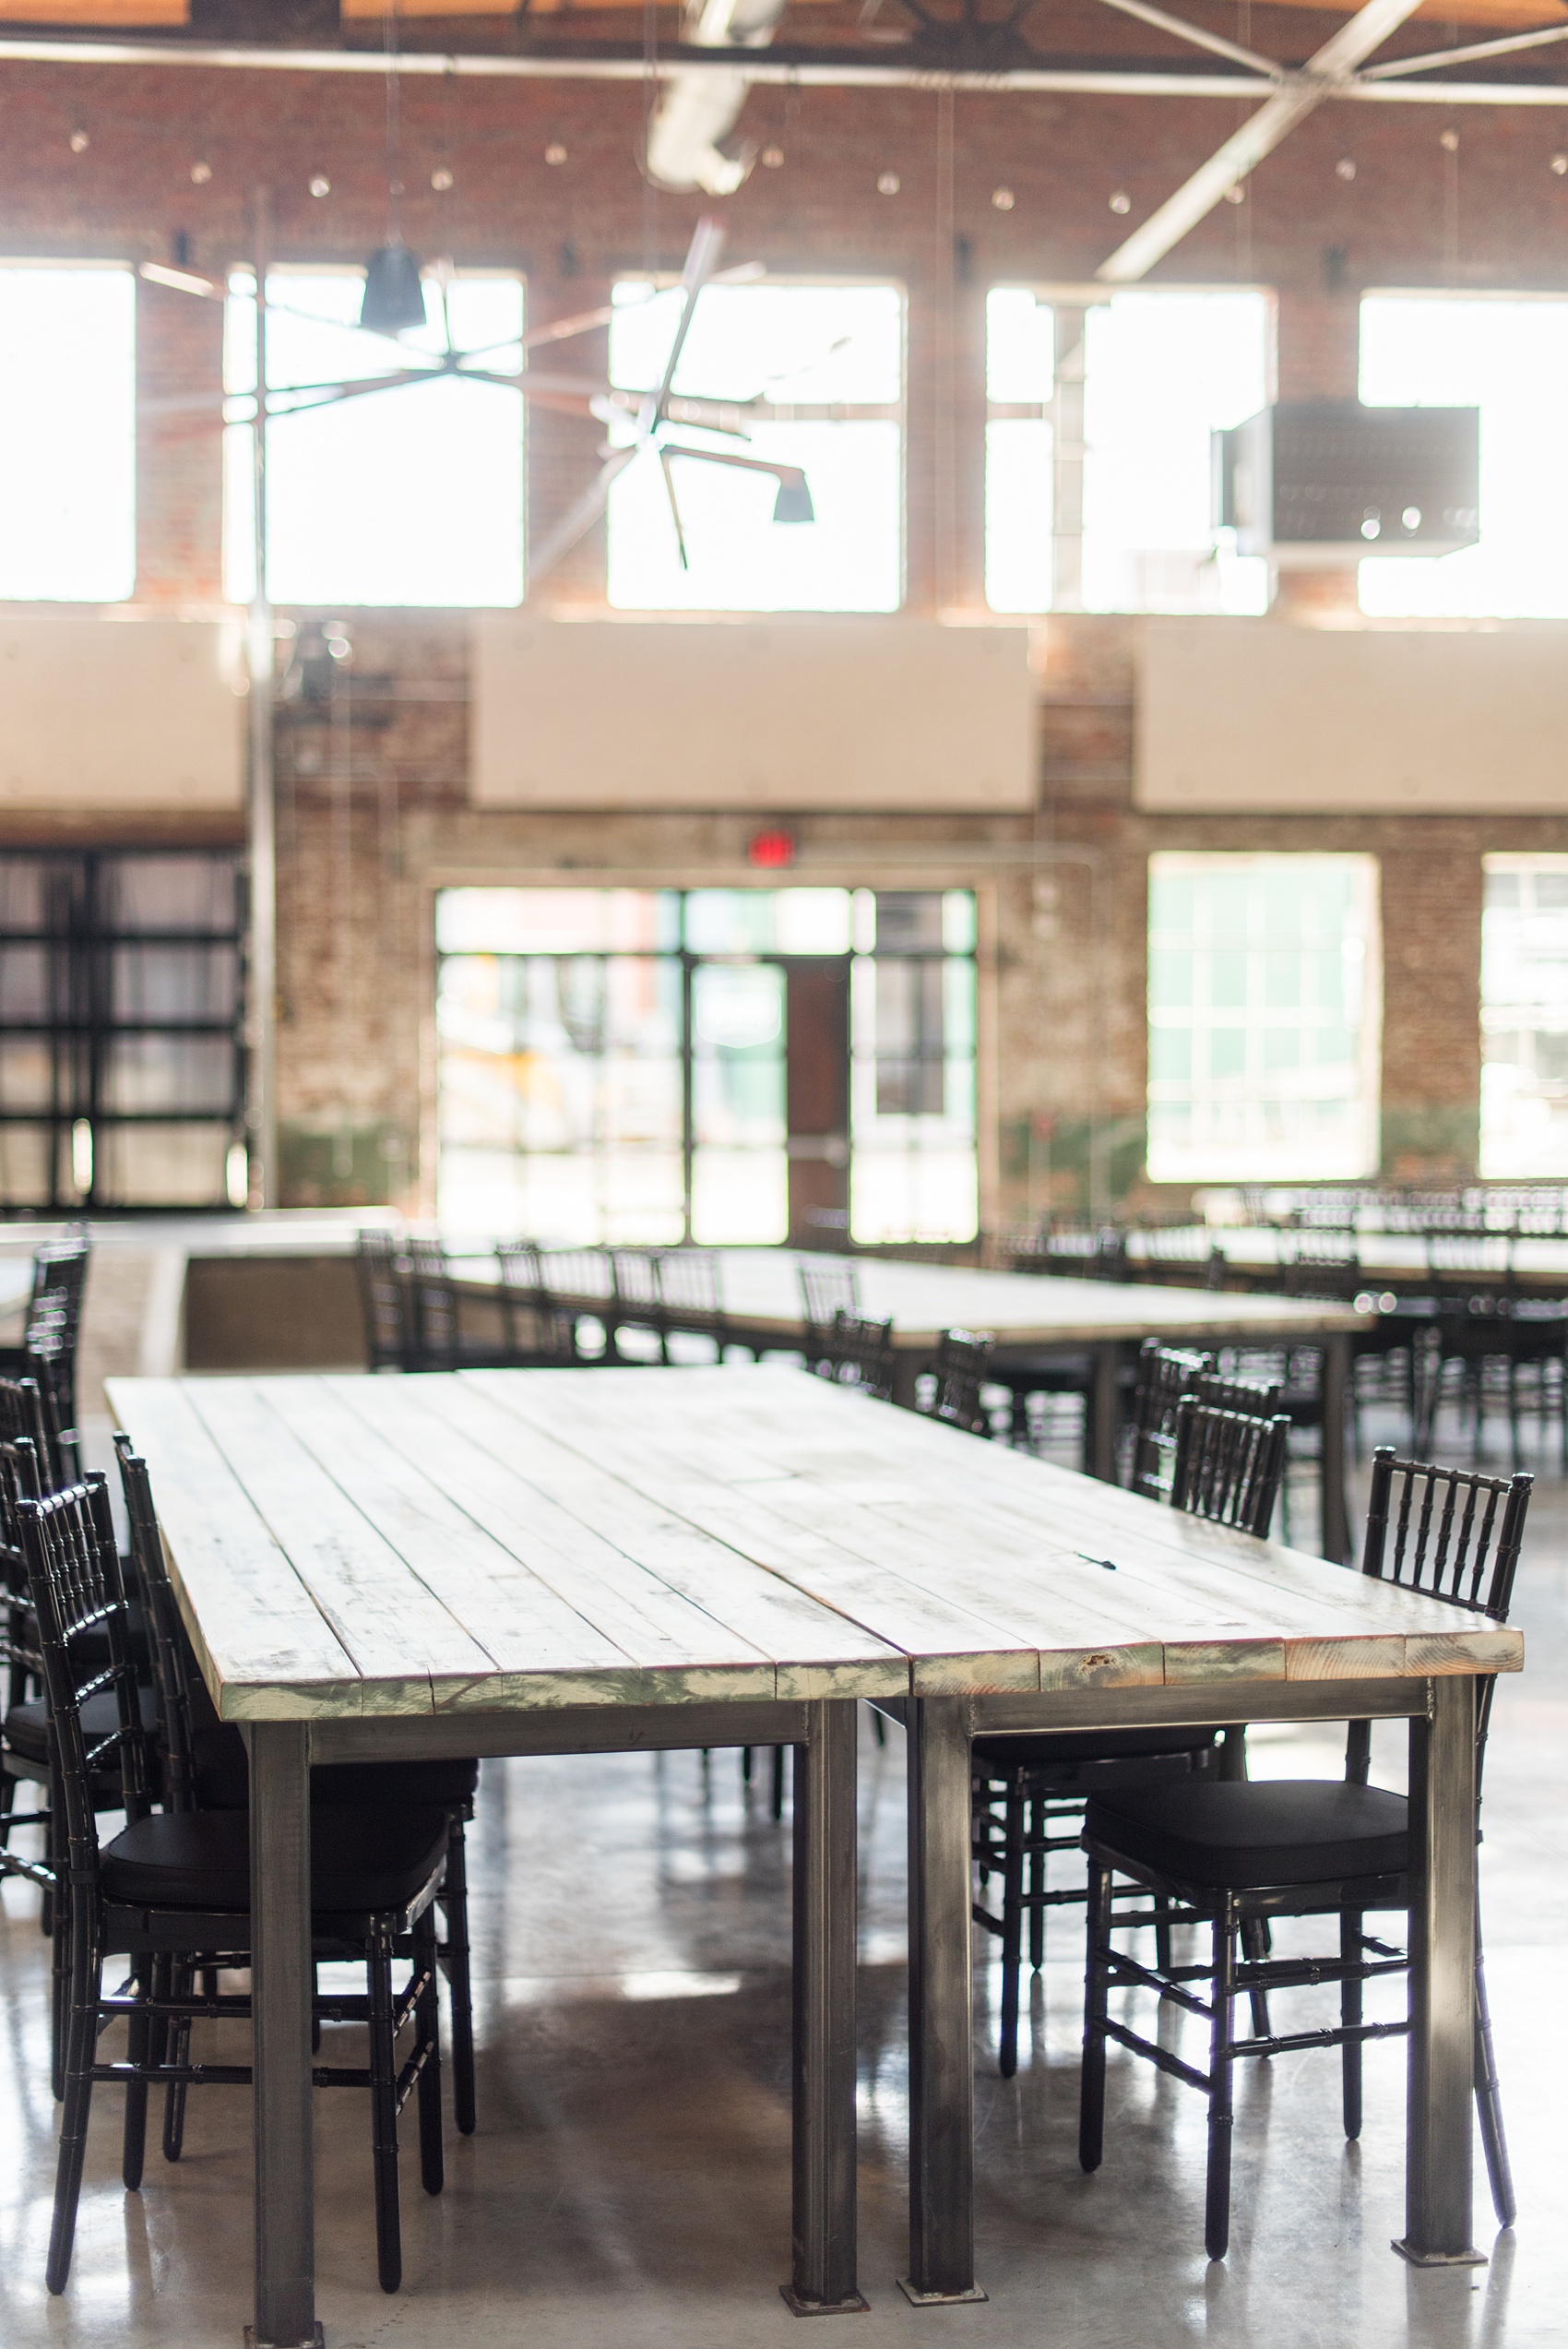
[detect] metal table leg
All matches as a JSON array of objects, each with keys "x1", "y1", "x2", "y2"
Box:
[
  {"x1": 1397, "y1": 1676, "x2": 1483, "y2": 2268},
  {"x1": 784, "y1": 1699, "x2": 867, "y2": 2316},
  {"x1": 903, "y1": 1696, "x2": 986, "y2": 2307},
  {"x1": 1090, "y1": 1342, "x2": 1119, "y2": 1484},
  {"x1": 1321, "y1": 1332, "x2": 1351, "y2": 1565},
  {"x1": 245, "y1": 1723, "x2": 321, "y2": 2349}
]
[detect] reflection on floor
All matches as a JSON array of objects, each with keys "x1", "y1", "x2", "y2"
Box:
[{"x1": 1, "y1": 1411, "x2": 1565, "y2": 2349}]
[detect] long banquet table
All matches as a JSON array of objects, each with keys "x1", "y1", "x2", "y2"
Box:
[{"x1": 107, "y1": 1363, "x2": 1515, "y2": 2343}]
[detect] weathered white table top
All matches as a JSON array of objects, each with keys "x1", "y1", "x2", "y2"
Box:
[
  {"x1": 107, "y1": 1367, "x2": 1515, "y2": 1725},
  {"x1": 484, "y1": 1249, "x2": 1372, "y2": 1345}
]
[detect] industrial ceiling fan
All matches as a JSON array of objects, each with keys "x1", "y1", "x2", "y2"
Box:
[{"x1": 139, "y1": 213, "x2": 814, "y2": 578}]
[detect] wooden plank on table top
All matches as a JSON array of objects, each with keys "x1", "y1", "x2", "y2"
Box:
[
  {"x1": 474, "y1": 1370, "x2": 1279, "y2": 1688},
  {"x1": 179, "y1": 1379, "x2": 497, "y2": 1703},
  {"x1": 462, "y1": 1370, "x2": 1041, "y2": 1689},
  {"x1": 347, "y1": 1374, "x2": 903, "y2": 1697},
  {"x1": 106, "y1": 1377, "x2": 363, "y2": 1716},
  {"x1": 257, "y1": 1377, "x2": 664, "y2": 1704},
  {"x1": 517, "y1": 1366, "x2": 1494, "y2": 1673}
]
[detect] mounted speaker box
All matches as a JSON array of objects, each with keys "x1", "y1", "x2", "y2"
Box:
[{"x1": 1213, "y1": 400, "x2": 1480, "y2": 567}]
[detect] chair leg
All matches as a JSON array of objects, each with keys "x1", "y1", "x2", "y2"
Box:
[
  {"x1": 1205, "y1": 1901, "x2": 1237, "y2": 2262},
  {"x1": 1240, "y1": 1917, "x2": 1271, "y2": 2043},
  {"x1": 441, "y1": 1815, "x2": 476, "y2": 2140},
  {"x1": 1078, "y1": 1861, "x2": 1112, "y2": 2174},
  {"x1": 1474, "y1": 1930, "x2": 1516, "y2": 2227},
  {"x1": 770, "y1": 1745, "x2": 786, "y2": 1822},
  {"x1": 163, "y1": 1959, "x2": 192, "y2": 2163},
  {"x1": 367, "y1": 1926, "x2": 403, "y2": 2294},
  {"x1": 1153, "y1": 1896, "x2": 1172, "y2": 1976},
  {"x1": 47, "y1": 1907, "x2": 101, "y2": 2294},
  {"x1": 998, "y1": 1780, "x2": 1025, "y2": 2080},
  {"x1": 741, "y1": 1745, "x2": 754, "y2": 1783},
  {"x1": 1340, "y1": 1910, "x2": 1363, "y2": 2141},
  {"x1": 872, "y1": 1707, "x2": 886, "y2": 1749},
  {"x1": 122, "y1": 1961, "x2": 154, "y2": 2190},
  {"x1": 1027, "y1": 1797, "x2": 1045, "y2": 1974},
  {"x1": 415, "y1": 1909, "x2": 445, "y2": 2199}
]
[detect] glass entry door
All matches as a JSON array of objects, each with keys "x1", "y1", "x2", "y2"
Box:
[{"x1": 436, "y1": 885, "x2": 977, "y2": 1245}]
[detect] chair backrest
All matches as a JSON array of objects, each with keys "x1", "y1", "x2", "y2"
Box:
[
  {"x1": 114, "y1": 1436, "x2": 199, "y2": 1814},
  {"x1": 1352, "y1": 1446, "x2": 1532, "y2": 1790},
  {"x1": 24, "y1": 1234, "x2": 89, "y2": 1472},
  {"x1": 1170, "y1": 1398, "x2": 1289, "y2": 1538},
  {"x1": 1425, "y1": 1227, "x2": 1514, "y2": 1304},
  {"x1": 540, "y1": 1247, "x2": 613, "y2": 1303},
  {"x1": 495, "y1": 1239, "x2": 544, "y2": 1303},
  {"x1": 799, "y1": 1260, "x2": 859, "y2": 1365},
  {"x1": 1282, "y1": 1227, "x2": 1360, "y2": 1298},
  {"x1": 611, "y1": 1248, "x2": 663, "y2": 1315},
  {"x1": 658, "y1": 1248, "x2": 722, "y2": 1323},
  {"x1": 1091, "y1": 1226, "x2": 1131, "y2": 1282},
  {"x1": 495, "y1": 1240, "x2": 578, "y2": 1362},
  {"x1": 0, "y1": 1372, "x2": 64, "y2": 1496},
  {"x1": 921, "y1": 1327, "x2": 995, "y2": 1435},
  {"x1": 356, "y1": 1230, "x2": 410, "y2": 1372},
  {"x1": 1126, "y1": 1338, "x2": 1215, "y2": 1502},
  {"x1": 406, "y1": 1235, "x2": 460, "y2": 1372},
  {"x1": 23, "y1": 1478, "x2": 153, "y2": 1876},
  {"x1": 825, "y1": 1309, "x2": 897, "y2": 1401},
  {"x1": 1190, "y1": 1367, "x2": 1284, "y2": 1419}
]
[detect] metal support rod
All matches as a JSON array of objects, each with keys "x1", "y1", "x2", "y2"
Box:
[
  {"x1": 1398, "y1": 1677, "x2": 1482, "y2": 2267},
  {"x1": 245, "y1": 1721, "x2": 318, "y2": 2348},
  {"x1": 246, "y1": 186, "x2": 278, "y2": 1211},
  {"x1": 1321, "y1": 1331, "x2": 1350, "y2": 1565},
  {"x1": 1050, "y1": 304, "x2": 1088, "y2": 615},
  {"x1": 785, "y1": 1699, "x2": 866, "y2": 2316},
  {"x1": 903, "y1": 1696, "x2": 986, "y2": 2306}
]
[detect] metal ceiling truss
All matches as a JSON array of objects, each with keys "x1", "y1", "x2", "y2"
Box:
[{"x1": 6, "y1": 0, "x2": 1568, "y2": 282}]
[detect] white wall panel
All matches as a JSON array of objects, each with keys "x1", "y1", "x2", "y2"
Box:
[
  {"x1": 471, "y1": 615, "x2": 1035, "y2": 810},
  {"x1": 0, "y1": 614, "x2": 244, "y2": 809},
  {"x1": 1137, "y1": 619, "x2": 1568, "y2": 813}
]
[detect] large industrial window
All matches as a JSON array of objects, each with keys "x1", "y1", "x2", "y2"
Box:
[
  {"x1": 984, "y1": 285, "x2": 1270, "y2": 615},
  {"x1": 1360, "y1": 294, "x2": 1568, "y2": 619},
  {"x1": 0, "y1": 263, "x2": 134, "y2": 602},
  {"x1": 224, "y1": 268, "x2": 524, "y2": 607},
  {"x1": 434, "y1": 886, "x2": 976, "y2": 1245},
  {"x1": 0, "y1": 852, "x2": 247, "y2": 1211},
  {"x1": 606, "y1": 281, "x2": 903, "y2": 612},
  {"x1": 1146, "y1": 854, "x2": 1381, "y2": 1185},
  {"x1": 1479, "y1": 856, "x2": 1568, "y2": 1177}
]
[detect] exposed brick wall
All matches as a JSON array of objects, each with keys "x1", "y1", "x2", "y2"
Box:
[{"x1": 2, "y1": 46, "x2": 1566, "y2": 1215}]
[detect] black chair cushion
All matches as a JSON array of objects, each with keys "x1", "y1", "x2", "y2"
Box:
[
  {"x1": 6, "y1": 1685, "x2": 159, "y2": 1768},
  {"x1": 976, "y1": 1726, "x2": 1218, "y2": 1769},
  {"x1": 1084, "y1": 1779, "x2": 1410, "y2": 1890},
  {"x1": 189, "y1": 1723, "x2": 479, "y2": 1815},
  {"x1": 101, "y1": 1803, "x2": 450, "y2": 1914}
]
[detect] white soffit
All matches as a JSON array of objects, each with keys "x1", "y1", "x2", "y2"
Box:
[
  {"x1": 470, "y1": 616, "x2": 1036, "y2": 811},
  {"x1": 0, "y1": 615, "x2": 244, "y2": 809},
  {"x1": 1136, "y1": 619, "x2": 1568, "y2": 814}
]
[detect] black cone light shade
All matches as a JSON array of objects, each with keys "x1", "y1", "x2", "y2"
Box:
[
  {"x1": 361, "y1": 243, "x2": 427, "y2": 334},
  {"x1": 772, "y1": 472, "x2": 814, "y2": 525}
]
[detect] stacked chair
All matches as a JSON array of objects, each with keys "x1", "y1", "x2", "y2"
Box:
[
  {"x1": 1077, "y1": 1447, "x2": 1530, "y2": 2257},
  {"x1": 817, "y1": 1308, "x2": 898, "y2": 1401},
  {"x1": 971, "y1": 1343, "x2": 1290, "y2": 2079},
  {"x1": 30, "y1": 1470, "x2": 450, "y2": 2298},
  {"x1": 0, "y1": 1227, "x2": 90, "y2": 1479}
]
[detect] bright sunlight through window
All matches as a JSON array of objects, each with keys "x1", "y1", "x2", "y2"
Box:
[
  {"x1": 606, "y1": 281, "x2": 903, "y2": 613},
  {"x1": 0, "y1": 264, "x2": 134, "y2": 602},
  {"x1": 224, "y1": 269, "x2": 523, "y2": 607},
  {"x1": 985, "y1": 286, "x2": 1270, "y2": 615},
  {"x1": 1360, "y1": 294, "x2": 1568, "y2": 618},
  {"x1": 1146, "y1": 853, "x2": 1381, "y2": 1185},
  {"x1": 1480, "y1": 856, "x2": 1568, "y2": 1178}
]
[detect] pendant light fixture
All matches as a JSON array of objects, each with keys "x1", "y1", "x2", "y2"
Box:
[{"x1": 361, "y1": 1, "x2": 427, "y2": 336}]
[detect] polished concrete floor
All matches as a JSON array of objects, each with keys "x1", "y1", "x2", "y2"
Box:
[{"x1": 1, "y1": 1406, "x2": 1565, "y2": 2349}]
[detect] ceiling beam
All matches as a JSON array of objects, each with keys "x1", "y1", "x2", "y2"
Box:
[{"x1": 1095, "y1": 0, "x2": 1426, "y2": 283}]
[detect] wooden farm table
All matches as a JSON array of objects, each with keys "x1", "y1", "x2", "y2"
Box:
[
  {"x1": 106, "y1": 1365, "x2": 1514, "y2": 2343},
  {"x1": 486, "y1": 1253, "x2": 1372, "y2": 1562}
]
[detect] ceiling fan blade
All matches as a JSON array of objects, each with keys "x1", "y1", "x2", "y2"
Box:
[
  {"x1": 642, "y1": 215, "x2": 729, "y2": 437},
  {"x1": 518, "y1": 304, "x2": 617, "y2": 355},
  {"x1": 529, "y1": 444, "x2": 640, "y2": 586},
  {"x1": 658, "y1": 447, "x2": 691, "y2": 572},
  {"x1": 137, "y1": 261, "x2": 224, "y2": 300}
]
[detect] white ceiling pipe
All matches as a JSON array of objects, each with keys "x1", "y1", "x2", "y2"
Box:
[{"x1": 646, "y1": 0, "x2": 789, "y2": 195}]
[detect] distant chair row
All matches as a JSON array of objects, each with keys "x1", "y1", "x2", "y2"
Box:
[{"x1": 356, "y1": 1233, "x2": 738, "y2": 1376}]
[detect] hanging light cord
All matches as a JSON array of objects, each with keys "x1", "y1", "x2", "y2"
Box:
[{"x1": 383, "y1": 0, "x2": 403, "y2": 242}]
